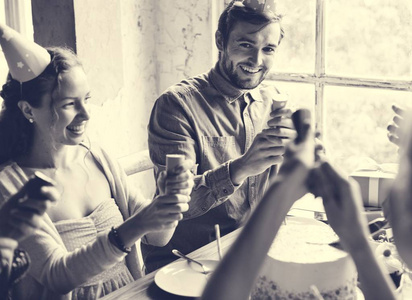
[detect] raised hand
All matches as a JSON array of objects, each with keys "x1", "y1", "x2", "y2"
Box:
[
  {"x1": 387, "y1": 104, "x2": 405, "y2": 146},
  {"x1": 266, "y1": 108, "x2": 296, "y2": 141},
  {"x1": 132, "y1": 194, "x2": 191, "y2": 233},
  {"x1": 309, "y1": 161, "x2": 368, "y2": 251},
  {"x1": 157, "y1": 159, "x2": 195, "y2": 196},
  {"x1": 230, "y1": 109, "x2": 295, "y2": 185}
]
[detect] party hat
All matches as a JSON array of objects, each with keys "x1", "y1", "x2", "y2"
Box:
[
  {"x1": 242, "y1": 0, "x2": 276, "y2": 14},
  {"x1": 0, "y1": 22, "x2": 50, "y2": 82}
]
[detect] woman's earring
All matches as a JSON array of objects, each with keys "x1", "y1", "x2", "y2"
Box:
[{"x1": 29, "y1": 118, "x2": 34, "y2": 123}]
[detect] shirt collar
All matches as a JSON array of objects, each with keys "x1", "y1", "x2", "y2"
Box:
[{"x1": 210, "y1": 63, "x2": 263, "y2": 103}]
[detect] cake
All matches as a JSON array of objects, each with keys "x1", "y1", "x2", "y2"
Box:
[{"x1": 251, "y1": 216, "x2": 358, "y2": 300}]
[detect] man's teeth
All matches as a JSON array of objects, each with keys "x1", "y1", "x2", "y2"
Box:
[{"x1": 241, "y1": 66, "x2": 260, "y2": 74}]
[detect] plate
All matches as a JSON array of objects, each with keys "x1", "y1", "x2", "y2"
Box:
[
  {"x1": 357, "y1": 287, "x2": 365, "y2": 300},
  {"x1": 154, "y1": 259, "x2": 219, "y2": 297}
]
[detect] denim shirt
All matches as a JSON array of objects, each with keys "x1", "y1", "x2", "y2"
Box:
[{"x1": 148, "y1": 64, "x2": 283, "y2": 221}]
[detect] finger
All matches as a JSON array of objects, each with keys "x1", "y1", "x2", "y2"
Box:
[
  {"x1": 165, "y1": 187, "x2": 193, "y2": 196},
  {"x1": 392, "y1": 104, "x2": 405, "y2": 116},
  {"x1": 315, "y1": 144, "x2": 326, "y2": 161},
  {"x1": 166, "y1": 181, "x2": 191, "y2": 190},
  {"x1": 18, "y1": 198, "x2": 51, "y2": 215},
  {"x1": 39, "y1": 186, "x2": 59, "y2": 203},
  {"x1": 172, "y1": 159, "x2": 195, "y2": 174},
  {"x1": 315, "y1": 143, "x2": 324, "y2": 153},
  {"x1": 266, "y1": 127, "x2": 296, "y2": 139},
  {"x1": 267, "y1": 117, "x2": 294, "y2": 129},
  {"x1": 160, "y1": 202, "x2": 189, "y2": 213},
  {"x1": 166, "y1": 171, "x2": 193, "y2": 184},
  {"x1": 258, "y1": 146, "x2": 286, "y2": 157},
  {"x1": 270, "y1": 108, "x2": 293, "y2": 118},
  {"x1": 387, "y1": 123, "x2": 399, "y2": 133},
  {"x1": 393, "y1": 115, "x2": 403, "y2": 126},
  {"x1": 154, "y1": 204, "x2": 187, "y2": 216},
  {"x1": 156, "y1": 170, "x2": 168, "y2": 194},
  {"x1": 257, "y1": 134, "x2": 284, "y2": 146},
  {"x1": 265, "y1": 155, "x2": 284, "y2": 165},
  {"x1": 180, "y1": 188, "x2": 193, "y2": 197},
  {"x1": 387, "y1": 133, "x2": 400, "y2": 145},
  {"x1": 156, "y1": 194, "x2": 190, "y2": 204}
]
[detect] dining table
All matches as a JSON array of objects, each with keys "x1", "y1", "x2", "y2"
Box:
[
  {"x1": 99, "y1": 195, "x2": 389, "y2": 300},
  {"x1": 100, "y1": 227, "x2": 241, "y2": 300}
]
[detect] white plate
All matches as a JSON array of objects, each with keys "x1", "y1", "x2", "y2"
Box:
[
  {"x1": 154, "y1": 259, "x2": 219, "y2": 297},
  {"x1": 357, "y1": 287, "x2": 365, "y2": 300}
]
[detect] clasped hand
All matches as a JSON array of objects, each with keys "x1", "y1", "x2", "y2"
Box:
[
  {"x1": 0, "y1": 182, "x2": 58, "y2": 242},
  {"x1": 133, "y1": 159, "x2": 195, "y2": 232},
  {"x1": 231, "y1": 108, "x2": 295, "y2": 185}
]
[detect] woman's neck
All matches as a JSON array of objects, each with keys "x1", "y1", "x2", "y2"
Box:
[{"x1": 18, "y1": 138, "x2": 79, "y2": 169}]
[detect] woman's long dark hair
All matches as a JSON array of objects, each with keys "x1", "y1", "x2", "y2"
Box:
[{"x1": 0, "y1": 47, "x2": 82, "y2": 165}]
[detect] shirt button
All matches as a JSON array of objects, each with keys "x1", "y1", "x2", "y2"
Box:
[
  {"x1": 244, "y1": 113, "x2": 249, "y2": 117},
  {"x1": 201, "y1": 206, "x2": 207, "y2": 211},
  {"x1": 223, "y1": 189, "x2": 228, "y2": 194},
  {"x1": 251, "y1": 183, "x2": 255, "y2": 188}
]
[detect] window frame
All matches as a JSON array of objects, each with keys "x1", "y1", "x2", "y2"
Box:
[
  {"x1": 263, "y1": 0, "x2": 412, "y2": 140},
  {"x1": 3, "y1": 0, "x2": 34, "y2": 39}
]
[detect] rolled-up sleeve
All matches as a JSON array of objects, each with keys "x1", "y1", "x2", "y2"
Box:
[{"x1": 148, "y1": 91, "x2": 239, "y2": 219}]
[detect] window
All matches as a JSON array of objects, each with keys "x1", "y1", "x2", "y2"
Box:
[
  {"x1": 0, "y1": 0, "x2": 34, "y2": 85},
  {"x1": 0, "y1": 0, "x2": 8, "y2": 84},
  {"x1": 265, "y1": 0, "x2": 412, "y2": 175}
]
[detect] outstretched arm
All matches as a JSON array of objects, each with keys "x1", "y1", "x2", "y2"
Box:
[
  {"x1": 385, "y1": 108, "x2": 412, "y2": 269},
  {"x1": 201, "y1": 109, "x2": 313, "y2": 300},
  {"x1": 201, "y1": 159, "x2": 310, "y2": 300},
  {"x1": 310, "y1": 161, "x2": 396, "y2": 300}
]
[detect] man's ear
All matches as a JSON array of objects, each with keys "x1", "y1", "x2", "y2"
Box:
[
  {"x1": 215, "y1": 30, "x2": 224, "y2": 52},
  {"x1": 17, "y1": 100, "x2": 35, "y2": 121}
]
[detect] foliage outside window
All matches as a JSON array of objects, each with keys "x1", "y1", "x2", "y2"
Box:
[{"x1": 266, "y1": 0, "x2": 412, "y2": 175}]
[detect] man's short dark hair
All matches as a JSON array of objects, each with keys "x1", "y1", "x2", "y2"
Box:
[{"x1": 217, "y1": 0, "x2": 285, "y2": 48}]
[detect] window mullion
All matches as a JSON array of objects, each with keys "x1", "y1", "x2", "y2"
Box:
[{"x1": 315, "y1": 0, "x2": 326, "y2": 137}]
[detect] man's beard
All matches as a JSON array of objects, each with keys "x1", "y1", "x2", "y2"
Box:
[{"x1": 222, "y1": 56, "x2": 266, "y2": 90}]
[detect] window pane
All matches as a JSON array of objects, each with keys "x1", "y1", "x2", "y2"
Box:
[
  {"x1": 324, "y1": 86, "x2": 412, "y2": 175},
  {"x1": 0, "y1": 0, "x2": 7, "y2": 86},
  {"x1": 0, "y1": 50, "x2": 7, "y2": 86},
  {"x1": 271, "y1": 0, "x2": 316, "y2": 73},
  {"x1": 270, "y1": 81, "x2": 315, "y2": 117},
  {"x1": 326, "y1": 0, "x2": 412, "y2": 79}
]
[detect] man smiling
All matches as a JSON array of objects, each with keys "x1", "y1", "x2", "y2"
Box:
[{"x1": 142, "y1": 0, "x2": 295, "y2": 272}]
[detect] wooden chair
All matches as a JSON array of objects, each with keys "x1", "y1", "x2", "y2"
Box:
[
  {"x1": 118, "y1": 149, "x2": 153, "y2": 176},
  {"x1": 117, "y1": 149, "x2": 154, "y2": 275}
]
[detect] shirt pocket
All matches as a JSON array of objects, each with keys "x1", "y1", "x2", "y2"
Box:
[{"x1": 201, "y1": 136, "x2": 236, "y2": 169}]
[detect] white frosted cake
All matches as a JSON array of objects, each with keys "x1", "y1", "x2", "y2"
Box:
[{"x1": 251, "y1": 217, "x2": 358, "y2": 299}]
